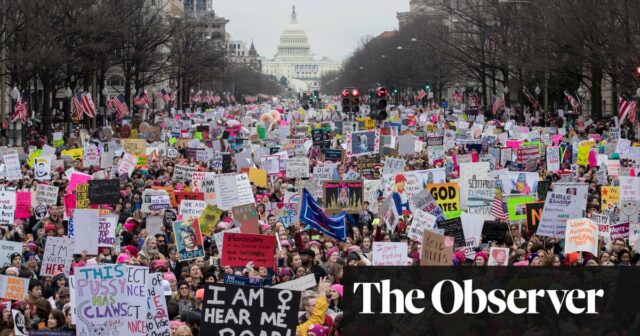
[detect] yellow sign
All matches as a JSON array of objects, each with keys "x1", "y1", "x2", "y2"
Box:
[
  {"x1": 248, "y1": 168, "x2": 268, "y2": 188},
  {"x1": 28, "y1": 149, "x2": 42, "y2": 167},
  {"x1": 76, "y1": 184, "x2": 89, "y2": 209},
  {"x1": 601, "y1": 186, "x2": 620, "y2": 211},
  {"x1": 122, "y1": 139, "x2": 147, "y2": 156},
  {"x1": 364, "y1": 118, "x2": 375, "y2": 130},
  {"x1": 136, "y1": 155, "x2": 148, "y2": 168},
  {"x1": 61, "y1": 148, "x2": 83, "y2": 161},
  {"x1": 577, "y1": 144, "x2": 590, "y2": 166}
]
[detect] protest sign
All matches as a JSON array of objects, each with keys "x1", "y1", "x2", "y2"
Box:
[
  {"x1": 506, "y1": 195, "x2": 536, "y2": 221},
  {"x1": 260, "y1": 155, "x2": 280, "y2": 175},
  {"x1": 221, "y1": 232, "x2": 276, "y2": 268},
  {"x1": 525, "y1": 201, "x2": 544, "y2": 233},
  {"x1": 498, "y1": 171, "x2": 538, "y2": 196},
  {"x1": 173, "y1": 220, "x2": 205, "y2": 261},
  {"x1": 145, "y1": 273, "x2": 170, "y2": 336},
  {"x1": 214, "y1": 173, "x2": 255, "y2": 210},
  {"x1": 173, "y1": 164, "x2": 196, "y2": 181},
  {"x1": 97, "y1": 215, "x2": 117, "y2": 247},
  {"x1": 12, "y1": 309, "x2": 27, "y2": 336},
  {"x1": 201, "y1": 284, "x2": 300, "y2": 336},
  {"x1": 460, "y1": 212, "x2": 485, "y2": 259},
  {"x1": 546, "y1": 146, "x2": 560, "y2": 172},
  {"x1": 83, "y1": 143, "x2": 102, "y2": 167},
  {"x1": 40, "y1": 237, "x2": 74, "y2": 276},
  {"x1": 285, "y1": 157, "x2": 310, "y2": 178},
  {"x1": 481, "y1": 221, "x2": 509, "y2": 244},
  {"x1": 72, "y1": 265, "x2": 148, "y2": 335},
  {"x1": 118, "y1": 153, "x2": 137, "y2": 177},
  {"x1": 420, "y1": 231, "x2": 453, "y2": 266},
  {"x1": 487, "y1": 247, "x2": 510, "y2": 266},
  {"x1": 408, "y1": 209, "x2": 438, "y2": 242},
  {"x1": 363, "y1": 179, "x2": 381, "y2": 213},
  {"x1": 564, "y1": 218, "x2": 598, "y2": 256},
  {"x1": 323, "y1": 180, "x2": 363, "y2": 214},
  {"x1": 601, "y1": 186, "x2": 620, "y2": 211},
  {"x1": 437, "y1": 217, "x2": 465, "y2": 248},
  {"x1": 3, "y1": 153, "x2": 21, "y2": 180},
  {"x1": 212, "y1": 227, "x2": 241, "y2": 256},
  {"x1": 179, "y1": 199, "x2": 206, "y2": 220},
  {"x1": 0, "y1": 191, "x2": 16, "y2": 225},
  {"x1": 0, "y1": 240, "x2": 23, "y2": 267},
  {"x1": 410, "y1": 189, "x2": 446, "y2": 221},
  {"x1": 36, "y1": 184, "x2": 59, "y2": 206},
  {"x1": 611, "y1": 222, "x2": 630, "y2": 240},
  {"x1": 619, "y1": 176, "x2": 640, "y2": 201},
  {"x1": 0, "y1": 275, "x2": 28, "y2": 301},
  {"x1": 346, "y1": 129, "x2": 380, "y2": 157},
  {"x1": 383, "y1": 157, "x2": 406, "y2": 175},
  {"x1": 271, "y1": 273, "x2": 317, "y2": 291},
  {"x1": 15, "y1": 191, "x2": 31, "y2": 219},
  {"x1": 427, "y1": 182, "x2": 461, "y2": 219},
  {"x1": 313, "y1": 166, "x2": 334, "y2": 181},
  {"x1": 372, "y1": 242, "x2": 408, "y2": 266},
  {"x1": 71, "y1": 209, "x2": 100, "y2": 255},
  {"x1": 606, "y1": 160, "x2": 620, "y2": 177},
  {"x1": 34, "y1": 156, "x2": 52, "y2": 181},
  {"x1": 465, "y1": 179, "x2": 497, "y2": 214},
  {"x1": 265, "y1": 202, "x2": 299, "y2": 228},
  {"x1": 232, "y1": 203, "x2": 260, "y2": 234},
  {"x1": 223, "y1": 274, "x2": 267, "y2": 287},
  {"x1": 88, "y1": 179, "x2": 120, "y2": 204},
  {"x1": 122, "y1": 138, "x2": 147, "y2": 156},
  {"x1": 199, "y1": 205, "x2": 222, "y2": 236},
  {"x1": 190, "y1": 172, "x2": 216, "y2": 192},
  {"x1": 75, "y1": 184, "x2": 89, "y2": 209},
  {"x1": 592, "y1": 213, "x2": 611, "y2": 243},
  {"x1": 536, "y1": 192, "x2": 580, "y2": 237}
]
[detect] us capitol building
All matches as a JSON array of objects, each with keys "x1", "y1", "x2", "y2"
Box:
[{"x1": 261, "y1": 6, "x2": 341, "y2": 92}]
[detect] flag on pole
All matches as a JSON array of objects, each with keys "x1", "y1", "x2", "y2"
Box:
[
  {"x1": 618, "y1": 96, "x2": 637, "y2": 125},
  {"x1": 11, "y1": 95, "x2": 28, "y2": 123},
  {"x1": 72, "y1": 93, "x2": 84, "y2": 121},
  {"x1": 81, "y1": 92, "x2": 97, "y2": 118},
  {"x1": 564, "y1": 91, "x2": 580, "y2": 114},
  {"x1": 156, "y1": 88, "x2": 171, "y2": 102},
  {"x1": 491, "y1": 196, "x2": 509, "y2": 221},
  {"x1": 522, "y1": 88, "x2": 540, "y2": 110},
  {"x1": 417, "y1": 89, "x2": 427, "y2": 101},
  {"x1": 134, "y1": 89, "x2": 149, "y2": 107},
  {"x1": 299, "y1": 188, "x2": 347, "y2": 241},
  {"x1": 452, "y1": 88, "x2": 463, "y2": 104},
  {"x1": 492, "y1": 94, "x2": 505, "y2": 115},
  {"x1": 470, "y1": 93, "x2": 481, "y2": 107},
  {"x1": 108, "y1": 94, "x2": 129, "y2": 120}
]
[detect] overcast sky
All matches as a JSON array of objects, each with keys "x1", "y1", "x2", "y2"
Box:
[{"x1": 214, "y1": 0, "x2": 409, "y2": 62}]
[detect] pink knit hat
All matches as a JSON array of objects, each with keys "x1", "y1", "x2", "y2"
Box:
[
  {"x1": 116, "y1": 254, "x2": 130, "y2": 264},
  {"x1": 330, "y1": 284, "x2": 343, "y2": 297},
  {"x1": 163, "y1": 272, "x2": 177, "y2": 282},
  {"x1": 513, "y1": 260, "x2": 529, "y2": 266}
]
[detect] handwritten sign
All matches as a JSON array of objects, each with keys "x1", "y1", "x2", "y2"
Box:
[
  {"x1": 0, "y1": 275, "x2": 28, "y2": 301},
  {"x1": 71, "y1": 209, "x2": 100, "y2": 255},
  {"x1": 145, "y1": 273, "x2": 170, "y2": 336},
  {"x1": 372, "y1": 242, "x2": 408, "y2": 266},
  {"x1": 221, "y1": 232, "x2": 276, "y2": 268},
  {"x1": 35, "y1": 184, "x2": 59, "y2": 206},
  {"x1": 0, "y1": 191, "x2": 16, "y2": 225},
  {"x1": 15, "y1": 192, "x2": 32, "y2": 219},
  {"x1": 179, "y1": 200, "x2": 206, "y2": 220},
  {"x1": 232, "y1": 203, "x2": 260, "y2": 234},
  {"x1": 3, "y1": 153, "x2": 22, "y2": 181},
  {"x1": 285, "y1": 157, "x2": 310, "y2": 178},
  {"x1": 88, "y1": 179, "x2": 120, "y2": 205},
  {"x1": 0, "y1": 240, "x2": 23, "y2": 267},
  {"x1": 98, "y1": 215, "x2": 118, "y2": 247},
  {"x1": 75, "y1": 184, "x2": 89, "y2": 209},
  {"x1": 40, "y1": 237, "x2": 74, "y2": 276},
  {"x1": 564, "y1": 218, "x2": 598, "y2": 256},
  {"x1": 173, "y1": 164, "x2": 196, "y2": 181},
  {"x1": 420, "y1": 231, "x2": 453, "y2": 266},
  {"x1": 383, "y1": 157, "x2": 406, "y2": 175}
]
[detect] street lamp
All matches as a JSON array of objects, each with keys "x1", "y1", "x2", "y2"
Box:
[
  {"x1": 10, "y1": 86, "x2": 19, "y2": 100},
  {"x1": 503, "y1": 87, "x2": 509, "y2": 94},
  {"x1": 151, "y1": 86, "x2": 157, "y2": 117},
  {"x1": 397, "y1": 46, "x2": 403, "y2": 50},
  {"x1": 636, "y1": 87, "x2": 640, "y2": 98},
  {"x1": 534, "y1": 86, "x2": 541, "y2": 95},
  {"x1": 10, "y1": 86, "x2": 20, "y2": 145},
  {"x1": 64, "y1": 87, "x2": 72, "y2": 137}
]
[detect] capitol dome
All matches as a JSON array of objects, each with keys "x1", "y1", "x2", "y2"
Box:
[{"x1": 275, "y1": 6, "x2": 312, "y2": 61}]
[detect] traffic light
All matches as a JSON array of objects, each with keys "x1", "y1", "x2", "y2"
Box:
[
  {"x1": 341, "y1": 87, "x2": 360, "y2": 113},
  {"x1": 370, "y1": 86, "x2": 388, "y2": 121},
  {"x1": 425, "y1": 82, "x2": 431, "y2": 91}
]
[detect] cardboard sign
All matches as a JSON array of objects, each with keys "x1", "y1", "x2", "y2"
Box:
[
  {"x1": 173, "y1": 164, "x2": 197, "y2": 182},
  {"x1": 546, "y1": 146, "x2": 560, "y2": 172},
  {"x1": 88, "y1": 179, "x2": 120, "y2": 204},
  {"x1": 232, "y1": 203, "x2": 260, "y2": 234},
  {"x1": 372, "y1": 242, "x2": 408, "y2": 266},
  {"x1": 145, "y1": 273, "x2": 171, "y2": 336},
  {"x1": 118, "y1": 153, "x2": 137, "y2": 177},
  {"x1": 323, "y1": 180, "x2": 364, "y2": 214},
  {"x1": 71, "y1": 209, "x2": 100, "y2": 255},
  {"x1": 0, "y1": 191, "x2": 16, "y2": 225},
  {"x1": 313, "y1": 166, "x2": 334, "y2": 181},
  {"x1": 179, "y1": 200, "x2": 206, "y2": 220},
  {"x1": 0, "y1": 240, "x2": 23, "y2": 267},
  {"x1": 420, "y1": 231, "x2": 453, "y2": 266},
  {"x1": 0, "y1": 275, "x2": 28, "y2": 301},
  {"x1": 487, "y1": 247, "x2": 510, "y2": 266},
  {"x1": 35, "y1": 184, "x2": 59, "y2": 206},
  {"x1": 564, "y1": 218, "x2": 598, "y2": 256},
  {"x1": 619, "y1": 176, "x2": 640, "y2": 201},
  {"x1": 408, "y1": 209, "x2": 438, "y2": 242},
  {"x1": 190, "y1": 172, "x2": 216, "y2": 192},
  {"x1": 40, "y1": 237, "x2": 74, "y2": 276},
  {"x1": 427, "y1": 182, "x2": 461, "y2": 219},
  {"x1": 383, "y1": 157, "x2": 406, "y2": 175},
  {"x1": 221, "y1": 232, "x2": 276, "y2": 268},
  {"x1": 201, "y1": 284, "x2": 300, "y2": 336},
  {"x1": 271, "y1": 273, "x2": 317, "y2": 291},
  {"x1": 481, "y1": 221, "x2": 509, "y2": 244},
  {"x1": 122, "y1": 138, "x2": 147, "y2": 156},
  {"x1": 170, "y1": 219, "x2": 206, "y2": 261},
  {"x1": 72, "y1": 265, "x2": 148, "y2": 336},
  {"x1": 98, "y1": 215, "x2": 118, "y2": 247},
  {"x1": 285, "y1": 157, "x2": 310, "y2": 178}
]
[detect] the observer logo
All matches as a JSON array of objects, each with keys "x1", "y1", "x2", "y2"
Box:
[{"x1": 354, "y1": 279, "x2": 605, "y2": 315}]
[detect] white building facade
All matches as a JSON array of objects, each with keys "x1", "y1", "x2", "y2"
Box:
[{"x1": 262, "y1": 6, "x2": 341, "y2": 92}]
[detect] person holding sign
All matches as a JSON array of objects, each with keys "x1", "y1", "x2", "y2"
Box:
[{"x1": 297, "y1": 277, "x2": 331, "y2": 336}]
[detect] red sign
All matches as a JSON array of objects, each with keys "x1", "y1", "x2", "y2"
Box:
[
  {"x1": 175, "y1": 191, "x2": 205, "y2": 205},
  {"x1": 221, "y1": 233, "x2": 277, "y2": 268}
]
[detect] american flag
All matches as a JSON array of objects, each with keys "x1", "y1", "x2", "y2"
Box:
[
  {"x1": 156, "y1": 88, "x2": 171, "y2": 102},
  {"x1": 452, "y1": 88, "x2": 463, "y2": 104},
  {"x1": 169, "y1": 90, "x2": 177, "y2": 102},
  {"x1": 108, "y1": 94, "x2": 129, "y2": 119},
  {"x1": 191, "y1": 90, "x2": 202, "y2": 105},
  {"x1": 564, "y1": 91, "x2": 580, "y2": 114},
  {"x1": 491, "y1": 196, "x2": 509, "y2": 221},
  {"x1": 72, "y1": 93, "x2": 84, "y2": 121},
  {"x1": 492, "y1": 94, "x2": 505, "y2": 114},
  {"x1": 212, "y1": 95, "x2": 221, "y2": 104},
  {"x1": 470, "y1": 93, "x2": 481, "y2": 107},
  {"x1": 522, "y1": 88, "x2": 540, "y2": 110},
  {"x1": 81, "y1": 92, "x2": 96, "y2": 118},
  {"x1": 417, "y1": 89, "x2": 427, "y2": 101},
  {"x1": 11, "y1": 94, "x2": 28, "y2": 123},
  {"x1": 618, "y1": 96, "x2": 637, "y2": 125},
  {"x1": 134, "y1": 89, "x2": 149, "y2": 107}
]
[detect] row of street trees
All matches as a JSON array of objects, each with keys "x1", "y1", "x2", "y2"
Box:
[
  {"x1": 0, "y1": 0, "x2": 281, "y2": 137},
  {"x1": 325, "y1": 0, "x2": 640, "y2": 120}
]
